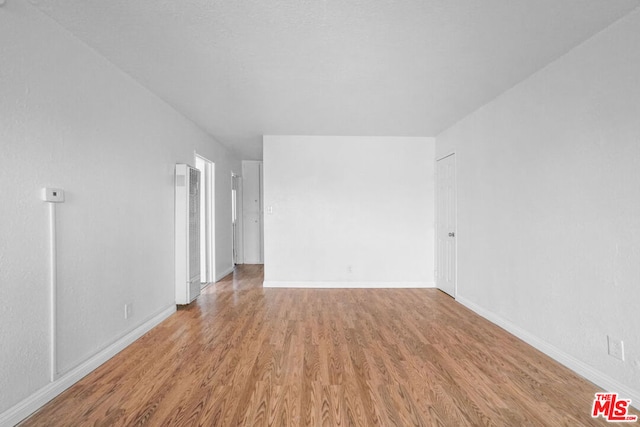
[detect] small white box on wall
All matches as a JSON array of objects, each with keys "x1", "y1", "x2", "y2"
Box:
[{"x1": 42, "y1": 188, "x2": 65, "y2": 203}]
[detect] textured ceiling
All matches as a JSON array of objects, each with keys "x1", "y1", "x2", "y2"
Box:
[{"x1": 30, "y1": 0, "x2": 640, "y2": 159}]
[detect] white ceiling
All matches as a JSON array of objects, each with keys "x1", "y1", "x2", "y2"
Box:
[{"x1": 31, "y1": 0, "x2": 639, "y2": 159}]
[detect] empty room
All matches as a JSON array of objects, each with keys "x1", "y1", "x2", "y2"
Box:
[{"x1": 1, "y1": 0, "x2": 640, "y2": 425}]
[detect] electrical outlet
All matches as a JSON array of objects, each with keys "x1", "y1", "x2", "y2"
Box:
[
  {"x1": 124, "y1": 303, "x2": 133, "y2": 320},
  {"x1": 608, "y1": 336, "x2": 624, "y2": 361}
]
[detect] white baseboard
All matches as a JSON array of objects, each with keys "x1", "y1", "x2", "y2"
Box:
[
  {"x1": 456, "y1": 296, "x2": 640, "y2": 409},
  {"x1": 263, "y1": 281, "x2": 434, "y2": 289},
  {"x1": 215, "y1": 265, "x2": 235, "y2": 282},
  {"x1": 0, "y1": 305, "x2": 176, "y2": 427}
]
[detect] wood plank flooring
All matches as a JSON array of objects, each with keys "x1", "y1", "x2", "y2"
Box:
[{"x1": 20, "y1": 265, "x2": 637, "y2": 426}]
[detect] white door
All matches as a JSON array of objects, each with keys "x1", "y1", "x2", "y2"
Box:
[
  {"x1": 242, "y1": 161, "x2": 263, "y2": 264},
  {"x1": 436, "y1": 154, "x2": 457, "y2": 297}
]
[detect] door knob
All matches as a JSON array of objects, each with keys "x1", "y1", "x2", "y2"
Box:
[{"x1": 448, "y1": 232, "x2": 455, "y2": 237}]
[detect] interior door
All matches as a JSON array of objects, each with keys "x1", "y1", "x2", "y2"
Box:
[
  {"x1": 242, "y1": 161, "x2": 263, "y2": 264},
  {"x1": 436, "y1": 153, "x2": 457, "y2": 297}
]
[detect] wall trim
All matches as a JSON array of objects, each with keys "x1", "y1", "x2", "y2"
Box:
[
  {"x1": 215, "y1": 265, "x2": 235, "y2": 282},
  {"x1": 263, "y1": 281, "x2": 434, "y2": 289},
  {"x1": 456, "y1": 296, "x2": 640, "y2": 410},
  {"x1": 0, "y1": 305, "x2": 176, "y2": 427}
]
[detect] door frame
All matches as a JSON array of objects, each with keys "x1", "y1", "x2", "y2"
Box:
[
  {"x1": 231, "y1": 173, "x2": 243, "y2": 265},
  {"x1": 435, "y1": 152, "x2": 457, "y2": 297},
  {"x1": 195, "y1": 153, "x2": 215, "y2": 284}
]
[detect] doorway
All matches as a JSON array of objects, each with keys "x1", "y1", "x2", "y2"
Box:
[
  {"x1": 436, "y1": 153, "x2": 457, "y2": 297},
  {"x1": 195, "y1": 154, "x2": 215, "y2": 286},
  {"x1": 231, "y1": 173, "x2": 242, "y2": 265}
]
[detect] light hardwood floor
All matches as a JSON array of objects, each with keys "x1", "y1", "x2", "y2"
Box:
[{"x1": 21, "y1": 264, "x2": 637, "y2": 426}]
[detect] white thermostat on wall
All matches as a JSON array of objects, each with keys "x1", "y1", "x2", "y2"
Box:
[{"x1": 42, "y1": 188, "x2": 65, "y2": 203}]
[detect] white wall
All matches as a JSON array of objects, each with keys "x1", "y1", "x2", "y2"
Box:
[
  {"x1": 0, "y1": 1, "x2": 239, "y2": 422},
  {"x1": 436, "y1": 8, "x2": 640, "y2": 402},
  {"x1": 263, "y1": 136, "x2": 435, "y2": 287}
]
